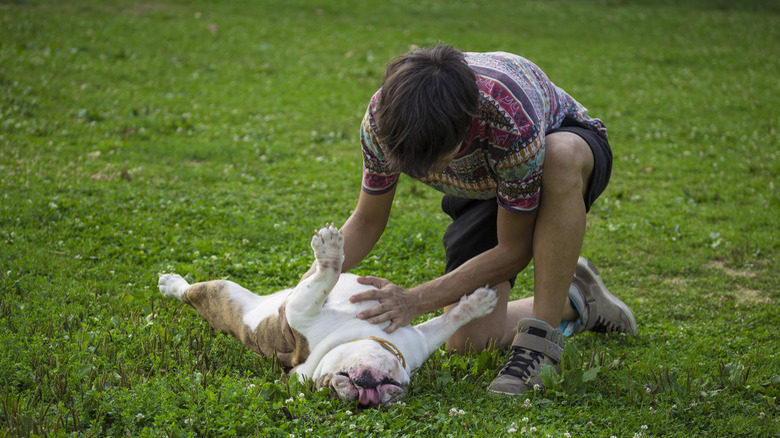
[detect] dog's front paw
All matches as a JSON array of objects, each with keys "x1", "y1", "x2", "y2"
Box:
[
  {"x1": 452, "y1": 286, "x2": 498, "y2": 322},
  {"x1": 158, "y1": 273, "x2": 190, "y2": 300},
  {"x1": 311, "y1": 224, "x2": 344, "y2": 269}
]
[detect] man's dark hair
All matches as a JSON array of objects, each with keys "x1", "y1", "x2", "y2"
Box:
[{"x1": 376, "y1": 44, "x2": 479, "y2": 178}]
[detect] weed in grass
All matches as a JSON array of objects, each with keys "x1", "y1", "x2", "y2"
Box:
[
  {"x1": 540, "y1": 342, "x2": 608, "y2": 398},
  {"x1": 717, "y1": 360, "x2": 752, "y2": 391}
]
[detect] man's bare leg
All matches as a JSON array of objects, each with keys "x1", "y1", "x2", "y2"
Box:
[
  {"x1": 445, "y1": 132, "x2": 593, "y2": 355},
  {"x1": 530, "y1": 131, "x2": 594, "y2": 327},
  {"x1": 488, "y1": 131, "x2": 593, "y2": 395}
]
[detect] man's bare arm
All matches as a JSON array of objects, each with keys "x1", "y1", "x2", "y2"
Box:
[{"x1": 353, "y1": 205, "x2": 537, "y2": 332}]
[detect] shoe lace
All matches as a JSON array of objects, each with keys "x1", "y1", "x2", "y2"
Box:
[{"x1": 498, "y1": 346, "x2": 543, "y2": 379}]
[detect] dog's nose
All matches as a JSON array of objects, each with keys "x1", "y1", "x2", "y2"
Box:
[{"x1": 352, "y1": 370, "x2": 380, "y2": 389}]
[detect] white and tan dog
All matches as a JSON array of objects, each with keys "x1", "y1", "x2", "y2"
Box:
[{"x1": 158, "y1": 225, "x2": 497, "y2": 407}]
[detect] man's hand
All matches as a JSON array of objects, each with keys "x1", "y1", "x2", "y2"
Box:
[{"x1": 350, "y1": 276, "x2": 418, "y2": 333}]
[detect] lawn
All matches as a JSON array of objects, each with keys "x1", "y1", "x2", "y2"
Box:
[{"x1": 1, "y1": 0, "x2": 778, "y2": 437}]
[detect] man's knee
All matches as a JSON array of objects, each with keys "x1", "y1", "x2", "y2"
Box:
[{"x1": 544, "y1": 132, "x2": 594, "y2": 196}]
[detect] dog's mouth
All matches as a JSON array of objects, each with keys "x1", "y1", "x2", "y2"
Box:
[{"x1": 334, "y1": 371, "x2": 405, "y2": 407}]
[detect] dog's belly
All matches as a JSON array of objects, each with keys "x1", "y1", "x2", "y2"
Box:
[
  {"x1": 321, "y1": 273, "x2": 376, "y2": 315},
  {"x1": 242, "y1": 273, "x2": 376, "y2": 331}
]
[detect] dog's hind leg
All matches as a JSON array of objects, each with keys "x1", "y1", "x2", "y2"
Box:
[
  {"x1": 284, "y1": 225, "x2": 344, "y2": 323},
  {"x1": 158, "y1": 274, "x2": 276, "y2": 356}
]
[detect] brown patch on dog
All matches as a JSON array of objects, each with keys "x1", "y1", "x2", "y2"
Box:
[
  {"x1": 253, "y1": 312, "x2": 310, "y2": 369},
  {"x1": 181, "y1": 281, "x2": 310, "y2": 370}
]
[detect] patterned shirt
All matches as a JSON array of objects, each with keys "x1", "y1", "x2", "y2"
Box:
[{"x1": 361, "y1": 51, "x2": 607, "y2": 213}]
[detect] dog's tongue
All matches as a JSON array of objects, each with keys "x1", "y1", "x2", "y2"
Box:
[{"x1": 358, "y1": 387, "x2": 381, "y2": 406}]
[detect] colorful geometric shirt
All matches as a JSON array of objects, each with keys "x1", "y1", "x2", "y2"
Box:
[{"x1": 361, "y1": 51, "x2": 607, "y2": 214}]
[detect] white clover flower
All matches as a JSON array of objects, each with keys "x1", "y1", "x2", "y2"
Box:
[
  {"x1": 508, "y1": 427, "x2": 517, "y2": 434},
  {"x1": 533, "y1": 383, "x2": 542, "y2": 391},
  {"x1": 641, "y1": 425, "x2": 648, "y2": 430},
  {"x1": 521, "y1": 417, "x2": 529, "y2": 423},
  {"x1": 563, "y1": 432, "x2": 571, "y2": 438},
  {"x1": 285, "y1": 397, "x2": 294, "y2": 404},
  {"x1": 345, "y1": 410, "x2": 352, "y2": 416},
  {"x1": 135, "y1": 413, "x2": 145, "y2": 421},
  {"x1": 529, "y1": 426, "x2": 537, "y2": 432},
  {"x1": 298, "y1": 393, "x2": 305, "y2": 399}
]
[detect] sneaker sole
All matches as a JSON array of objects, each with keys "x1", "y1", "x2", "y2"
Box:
[
  {"x1": 577, "y1": 257, "x2": 638, "y2": 336},
  {"x1": 487, "y1": 388, "x2": 524, "y2": 396}
]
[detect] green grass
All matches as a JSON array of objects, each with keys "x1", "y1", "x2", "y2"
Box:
[{"x1": 1, "y1": 0, "x2": 778, "y2": 436}]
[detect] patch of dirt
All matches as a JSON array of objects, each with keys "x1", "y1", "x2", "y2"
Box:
[
  {"x1": 704, "y1": 260, "x2": 770, "y2": 304},
  {"x1": 734, "y1": 285, "x2": 769, "y2": 304},
  {"x1": 704, "y1": 260, "x2": 757, "y2": 278}
]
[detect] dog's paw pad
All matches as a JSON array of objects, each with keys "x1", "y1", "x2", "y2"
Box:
[
  {"x1": 311, "y1": 224, "x2": 344, "y2": 265},
  {"x1": 456, "y1": 286, "x2": 498, "y2": 320}
]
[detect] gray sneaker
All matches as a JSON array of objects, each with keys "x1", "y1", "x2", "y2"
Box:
[
  {"x1": 567, "y1": 257, "x2": 638, "y2": 336},
  {"x1": 488, "y1": 318, "x2": 563, "y2": 395}
]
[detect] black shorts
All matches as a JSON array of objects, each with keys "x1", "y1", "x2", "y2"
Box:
[{"x1": 441, "y1": 122, "x2": 612, "y2": 285}]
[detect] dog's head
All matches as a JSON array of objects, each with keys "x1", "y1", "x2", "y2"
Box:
[{"x1": 312, "y1": 339, "x2": 409, "y2": 407}]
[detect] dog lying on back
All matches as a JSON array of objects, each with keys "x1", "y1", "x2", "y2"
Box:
[{"x1": 158, "y1": 225, "x2": 497, "y2": 407}]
